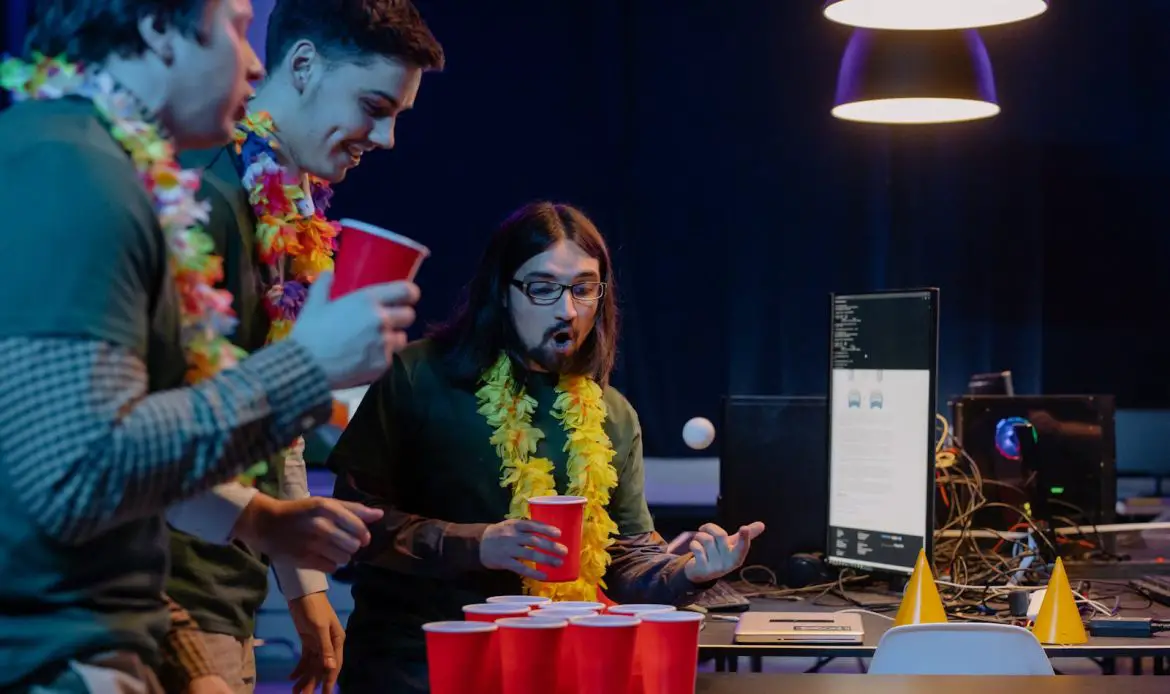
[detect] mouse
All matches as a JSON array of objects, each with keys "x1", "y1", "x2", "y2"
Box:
[{"x1": 786, "y1": 552, "x2": 833, "y2": 588}]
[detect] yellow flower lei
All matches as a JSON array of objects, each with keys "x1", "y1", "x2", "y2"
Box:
[{"x1": 475, "y1": 353, "x2": 620, "y2": 601}]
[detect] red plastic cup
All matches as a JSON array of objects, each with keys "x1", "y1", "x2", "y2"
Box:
[
  {"x1": 606, "y1": 605, "x2": 676, "y2": 694},
  {"x1": 463, "y1": 603, "x2": 532, "y2": 622},
  {"x1": 527, "y1": 495, "x2": 587, "y2": 582},
  {"x1": 549, "y1": 601, "x2": 605, "y2": 612},
  {"x1": 639, "y1": 611, "x2": 705, "y2": 694},
  {"x1": 496, "y1": 617, "x2": 568, "y2": 694},
  {"x1": 423, "y1": 621, "x2": 501, "y2": 694},
  {"x1": 606, "y1": 604, "x2": 676, "y2": 616},
  {"x1": 530, "y1": 607, "x2": 599, "y2": 620},
  {"x1": 569, "y1": 615, "x2": 642, "y2": 694},
  {"x1": 485, "y1": 595, "x2": 553, "y2": 607},
  {"x1": 330, "y1": 218, "x2": 430, "y2": 298}
]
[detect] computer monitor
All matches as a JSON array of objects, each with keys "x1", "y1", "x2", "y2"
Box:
[{"x1": 826, "y1": 288, "x2": 940, "y2": 576}]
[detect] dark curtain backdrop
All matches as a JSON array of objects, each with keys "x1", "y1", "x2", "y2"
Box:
[{"x1": 6, "y1": 2, "x2": 1170, "y2": 457}]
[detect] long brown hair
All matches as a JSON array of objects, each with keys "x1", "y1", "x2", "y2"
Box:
[{"x1": 429, "y1": 201, "x2": 620, "y2": 388}]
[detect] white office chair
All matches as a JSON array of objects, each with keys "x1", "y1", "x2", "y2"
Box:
[{"x1": 868, "y1": 623, "x2": 1055, "y2": 675}]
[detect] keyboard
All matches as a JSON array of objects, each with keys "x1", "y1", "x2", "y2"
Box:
[
  {"x1": 692, "y1": 580, "x2": 752, "y2": 613},
  {"x1": 1130, "y1": 575, "x2": 1170, "y2": 607}
]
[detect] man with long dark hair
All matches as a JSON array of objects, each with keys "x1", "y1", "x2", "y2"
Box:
[{"x1": 328, "y1": 201, "x2": 765, "y2": 692}]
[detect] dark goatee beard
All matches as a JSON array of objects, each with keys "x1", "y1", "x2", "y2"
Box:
[{"x1": 527, "y1": 343, "x2": 571, "y2": 374}]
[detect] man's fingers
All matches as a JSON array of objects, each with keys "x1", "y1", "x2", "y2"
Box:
[
  {"x1": 694, "y1": 531, "x2": 717, "y2": 561},
  {"x1": 318, "y1": 625, "x2": 337, "y2": 670},
  {"x1": 340, "y1": 500, "x2": 385, "y2": 525},
  {"x1": 360, "y1": 280, "x2": 420, "y2": 307},
  {"x1": 507, "y1": 558, "x2": 547, "y2": 580},
  {"x1": 380, "y1": 305, "x2": 416, "y2": 331},
  {"x1": 319, "y1": 500, "x2": 374, "y2": 545},
  {"x1": 326, "y1": 625, "x2": 345, "y2": 692},
  {"x1": 689, "y1": 539, "x2": 709, "y2": 565},
  {"x1": 698, "y1": 522, "x2": 729, "y2": 538},
  {"x1": 741, "y1": 521, "x2": 766, "y2": 540},
  {"x1": 515, "y1": 546, "x2": 563, "y2": 567},
  {"x1": 516, "y1": 520, "x2": 561, "y2": 538},
  {"x1": 522, "y1": 533, "x2": 568, "y2": 556}
]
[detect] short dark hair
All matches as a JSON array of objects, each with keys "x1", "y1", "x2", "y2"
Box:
[
  {"x1": 24, "y1": 0, "x2": 208, "y2": 64},
  {"x1": 264, "y1": 0, "x2": 445, "y2": 72},
  {"x1": 429, "y1": 202, "x2": 620, "y2": 389}
]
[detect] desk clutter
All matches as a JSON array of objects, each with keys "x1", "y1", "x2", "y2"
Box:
[{"x1": 425, "y1": 596, "x2": 703, "y2": 694}]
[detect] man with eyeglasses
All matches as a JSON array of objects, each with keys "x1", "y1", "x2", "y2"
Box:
[{"x1": 326, "y1": 201, "x2": 765, "y2": 691}]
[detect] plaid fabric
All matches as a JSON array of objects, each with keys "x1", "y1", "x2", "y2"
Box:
[
  {"x1": 158, "y1": 594, "x2": 217, "y2": 690},
  {"x1": 0, "y1": 336, "x2": 334, "y2": 544}
]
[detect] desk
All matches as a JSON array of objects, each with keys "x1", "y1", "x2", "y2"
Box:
[
  {"x1": 698, "y1": 599, "x2": 1170, "y2": 673},
  {"x1": 694, "y1": 673, "x2": 1169, "y2": 693}
]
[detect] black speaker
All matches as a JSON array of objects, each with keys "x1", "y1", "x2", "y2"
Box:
[{"x1": 718, "y1": 395, "x2": 828, "y2": 587}]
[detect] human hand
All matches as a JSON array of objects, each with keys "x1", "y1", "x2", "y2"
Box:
[
  {"x1": 289, "y1": 592, "x2": 345, "y2": 693},
  {"x1": 232, "y1": 494, "x2": 384, "y2": 573},
  {"x1": 683, "y1": 521, "x2": 766, "y2": 584},
  {"x1": 479, "y1": 519, "x2": 568, "y2": 580},
  {"x1": 290, "y1": 271, "x2": 419, "y2": 389},
  {"x1": 184, "y1": 675, "x2": 233, "y2": 694}
]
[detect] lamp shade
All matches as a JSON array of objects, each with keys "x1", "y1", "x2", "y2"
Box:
[
  {"x1": 824, "y1": 0, "x2": 1047, "y2": 31},
  {"x1": 832, "y1": 29, "x2": 999, "y2": 124}
]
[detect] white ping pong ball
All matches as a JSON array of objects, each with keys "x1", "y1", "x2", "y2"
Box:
[{"x1": 682, "y1": 417, "x2": 716, "y2": 450}]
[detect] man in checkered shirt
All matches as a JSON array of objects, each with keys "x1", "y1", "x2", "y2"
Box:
[{"x1": 0, "y1": 1, "x2": 419, "y2": 691}]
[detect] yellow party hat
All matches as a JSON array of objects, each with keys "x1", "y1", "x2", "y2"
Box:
[
  {"x1": 1032, "y1": 557, "x2": 1088, "y2": 644},
  {"x1": 893, "y1": 548, "x2": 948, "y2": 626}
]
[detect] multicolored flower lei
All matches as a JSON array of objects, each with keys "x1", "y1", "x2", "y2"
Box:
[
  {"x1": 476, "y1": 353, "x2": 620, "y2": 602},
  {"x1": 0, "y1": 53, "x2": 245, "y2": 383},
  {"x1": 231, "y1": 111, "x2": 337, "y2": 343},
  {"x1": 228, "y1": 112, "x2": 338, "y2": 485}
]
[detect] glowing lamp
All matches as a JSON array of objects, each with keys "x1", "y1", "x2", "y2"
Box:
[
  {"x1": 824, "y1": 0, "x2": 1047, "y2": 31},
  {"x1": 832, "y1": 29, "x2": 999, "y2": 125}
]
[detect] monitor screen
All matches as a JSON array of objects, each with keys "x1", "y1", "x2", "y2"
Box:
[{"x1": 826, "y1": 289, "x2": 939, "y2": 575}]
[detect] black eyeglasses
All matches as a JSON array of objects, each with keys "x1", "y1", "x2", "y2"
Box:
[{"x1": 510, "y1": 279, "x2": 607, "y2": 305}]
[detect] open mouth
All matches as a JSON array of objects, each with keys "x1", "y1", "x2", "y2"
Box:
[{"x1": 551, "y1": 330, "x2": 574, "y2": 353}]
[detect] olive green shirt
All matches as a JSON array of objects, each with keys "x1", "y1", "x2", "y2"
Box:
[{"x1": 329, "y1": 339, "x2": 705, "y2": 662}]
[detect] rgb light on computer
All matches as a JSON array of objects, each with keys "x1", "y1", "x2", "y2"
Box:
[{"x1": 994, "y1": 416, "x2": 1037, "y2": 460}]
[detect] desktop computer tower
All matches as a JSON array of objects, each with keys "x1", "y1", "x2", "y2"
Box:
[
  {"x1": 718, "y1": 395, "x2": 828, "y2": 586},
  {"x1": 949, "y1": 395, "x2": 1117, "y2": 535}
]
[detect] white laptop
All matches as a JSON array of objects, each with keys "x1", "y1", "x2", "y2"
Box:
[{"x1": 733, "y1": 612, "x2": 864, "y2": 644}]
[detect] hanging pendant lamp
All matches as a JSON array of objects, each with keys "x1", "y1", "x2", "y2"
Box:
[
  {"x1": 824, "y1": 0, "x2": 1047, "y2": 31},
  {"x1": 831, "y1": 29, "x2": 999, "y2": 124}
]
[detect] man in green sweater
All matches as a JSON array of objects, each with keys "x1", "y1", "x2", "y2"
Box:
[
  {"x1": 0, "y1": 0, "x2": 419, "y2": 691},
  {"x1": 329, "y1": 202, "x2": 766, "y2": 692},
  {"x1": 163, "y1": 1, "x2": 445, "y2": 692}
]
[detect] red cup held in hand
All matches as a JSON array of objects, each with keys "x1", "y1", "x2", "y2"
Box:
[
  {"x1": 423, "y1": 621, "x2": 501, "y2": 694},
  {"x1": 527, "y1": 495, "x2": 586, "y2": 582},
  {"x1": 330, "y1": 218, "x2": 430, "y2": 299}
]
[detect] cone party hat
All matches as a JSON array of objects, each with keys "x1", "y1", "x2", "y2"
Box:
[
  {"x1": 893, "y1": 548, "x2": 947, "y2": 626},
  {"x1": 1032, "y1": 557, "x2": 1088, "y2": 644}
]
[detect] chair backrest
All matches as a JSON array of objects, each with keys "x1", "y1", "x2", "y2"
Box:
[{"x1": 868, "y1": 623, "x2": 1055, "y2": 675}]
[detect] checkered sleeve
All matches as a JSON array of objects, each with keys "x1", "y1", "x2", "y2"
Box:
[
  {"x1": 158, "y1": 593, "x2": 217, "y2": 689},
  {"x1": 0, "y1": 336, "x2": 334, "y2": 545}
]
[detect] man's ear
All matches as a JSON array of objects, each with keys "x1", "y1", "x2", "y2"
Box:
[
  {"x1": 287, "y1": 40, "x2": 321, "y2": 93},
  {"x1": 137, "y1": 14, "x2": 176, "y2": 65}
]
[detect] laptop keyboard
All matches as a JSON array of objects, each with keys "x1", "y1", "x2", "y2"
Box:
[{"x1": 1130, "y1": 575, "x2": 1170, "y2": 607}]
